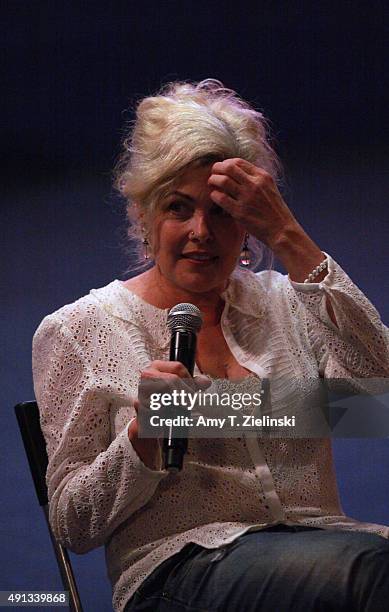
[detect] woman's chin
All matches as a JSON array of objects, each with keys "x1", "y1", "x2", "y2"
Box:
[{"x1": 171, "y1": 273, "x2": 224, "y2": 296}]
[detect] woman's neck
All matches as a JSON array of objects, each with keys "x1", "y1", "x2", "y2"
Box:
[{"x1": 122, "y1": 267, "x2": 226, "y2": 328}]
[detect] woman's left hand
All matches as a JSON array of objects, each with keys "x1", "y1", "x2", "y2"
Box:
[{"x1": 208, "y1": 158, "x2": 300, "y2": 250}]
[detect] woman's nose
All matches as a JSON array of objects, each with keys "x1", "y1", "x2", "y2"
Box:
[{"x1": 188, "y1": 212, "x2": 213, "y2": 241}]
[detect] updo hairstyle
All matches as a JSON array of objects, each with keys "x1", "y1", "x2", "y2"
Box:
[{"x1": 114, "y1": 79, "x2": 282, "y2": 272}]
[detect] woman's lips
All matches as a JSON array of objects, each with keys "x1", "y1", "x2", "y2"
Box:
[{"x1": 181, "y1": 253, "x2": 218, "y2": 264}]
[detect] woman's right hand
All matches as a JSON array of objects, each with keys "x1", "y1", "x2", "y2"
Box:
[{"x1": 128, "y1": 360, "x2": 210, "y2": 470}]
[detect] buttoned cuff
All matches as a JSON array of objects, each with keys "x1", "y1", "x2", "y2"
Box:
[{"x1": 288, "y1": 252, "x2": 335, "y2": 293}]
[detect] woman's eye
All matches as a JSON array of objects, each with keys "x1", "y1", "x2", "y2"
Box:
[
  {"x1": 212, "y1": 204, "x2": 230, "y2": 217},
  {"x1": 167, "y1": 201, "x2": 190, "y2": 215}
]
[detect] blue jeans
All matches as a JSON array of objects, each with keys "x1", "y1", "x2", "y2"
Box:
[{"x1": 124, "y1": 525, "x2": 389, "y2": 611}]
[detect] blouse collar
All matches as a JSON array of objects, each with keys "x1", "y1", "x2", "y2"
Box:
[{"x1": 89, "y1": 267, "x2": 268, "y2": 349}]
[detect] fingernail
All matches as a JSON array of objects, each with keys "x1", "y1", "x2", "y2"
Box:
[{"x1": 195, "y1": 375, "x2": 212, "y2": 387}]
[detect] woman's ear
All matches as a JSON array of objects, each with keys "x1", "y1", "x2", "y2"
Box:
[
  {"x1": 134, "y1": 203, "x2": 150, "y2": 237},
  {"x1": 133, "y1": 202, "x2": 143, "y2": 223}
]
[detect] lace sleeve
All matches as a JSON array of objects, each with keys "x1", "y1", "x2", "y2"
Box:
[
  {"x1": 288, "y1": 254, "x2": 389, "y2": 379},
  {"x1": 32, "y1": 314, "x2": 167, "y2": 554}
]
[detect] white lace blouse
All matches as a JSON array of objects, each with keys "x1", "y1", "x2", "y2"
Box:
[{"x1": 32, "y1": 254, "x2": 389, "y2": 611}]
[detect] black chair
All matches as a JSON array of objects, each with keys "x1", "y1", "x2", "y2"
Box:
[{"x1": 15, "y1": 401, "x2": 83, "y2": 612}]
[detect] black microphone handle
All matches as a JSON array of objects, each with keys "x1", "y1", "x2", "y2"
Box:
[
  {"x1": 163, "y1": 330, "x2": 197, "y2": 472},
  {"x1": 169, "y1": 330, "x2": 197, "y2": 374}
]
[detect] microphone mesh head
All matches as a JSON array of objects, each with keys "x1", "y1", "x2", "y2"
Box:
[{"x1": 167, "y1": 303, "x2": 203, "y2": 334}]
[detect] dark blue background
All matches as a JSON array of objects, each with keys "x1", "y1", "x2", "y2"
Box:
[{"x1": 2, "y1": 2, "x2": 388, "y2": 610}]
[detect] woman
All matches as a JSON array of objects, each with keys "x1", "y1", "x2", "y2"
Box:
[{"x1": 33, "y1": 80, "x2": 389, "y2": 612}]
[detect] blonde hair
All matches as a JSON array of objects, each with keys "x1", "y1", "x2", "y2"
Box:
[{"x1": 114, "y1": 79, "x2": 281, "y2": 272}]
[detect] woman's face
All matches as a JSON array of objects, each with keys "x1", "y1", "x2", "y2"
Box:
[{"x1": 150, "y1": 162, "x2": 246, "y2": 298}]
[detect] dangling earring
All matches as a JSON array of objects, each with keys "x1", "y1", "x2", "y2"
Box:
[
  {"x1": 141, "y1": 228, "x2": 150, "y2": 260},
  {"x1": 239, "y1": 233, "x2": 251, "y2": 267}
]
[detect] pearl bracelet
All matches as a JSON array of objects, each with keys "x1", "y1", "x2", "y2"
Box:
[{"x1": 303, "y1": 258, "x2": 328, "y2": 283}]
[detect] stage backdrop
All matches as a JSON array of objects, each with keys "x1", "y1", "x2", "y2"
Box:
[{"x1": 2, "y1": 3, "x2": 388, "y2": 610}]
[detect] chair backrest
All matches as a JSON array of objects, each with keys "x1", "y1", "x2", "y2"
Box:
[
  {"x1": 15, "y1": 401, "x2": 48, "y2": 505},
  {"x1": 15, "y1": 401, "x2": 83, "y2": 612}
]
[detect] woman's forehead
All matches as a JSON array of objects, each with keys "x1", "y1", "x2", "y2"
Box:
[{"x1": 172, "y1": 162, "x2": 214, "y2": 192}]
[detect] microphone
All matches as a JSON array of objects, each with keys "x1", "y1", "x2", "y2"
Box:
[{"x1": 163, "y1": 303, "x2": 203, "y2": 472}]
